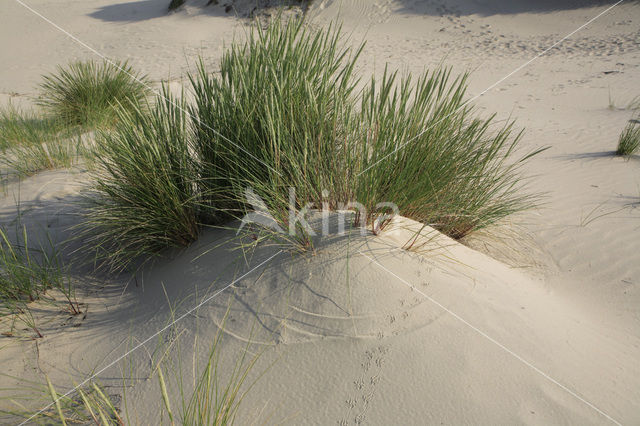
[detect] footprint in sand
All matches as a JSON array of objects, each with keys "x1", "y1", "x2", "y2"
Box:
[{"x1": 339, "y1": 344, "x2": 389, "y2": 425}]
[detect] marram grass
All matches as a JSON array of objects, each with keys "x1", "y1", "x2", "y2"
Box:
[
  {"x1": 37, "y1": 60, "x2": 151, "y2": 128},
  {"x1": 0, "y1": 226, "x2": 78, "y2": 338},
  {"x1": 2, "y1": 311, "x2": 262, "y2": 425},
  {"x1": 82, "y1": 17, "x2": 543, "y2": 270},
  {"x1": 80, "y1": 87, "x2": 203, "y2": 271},
  {"x1": 1, "y1": 135, "x2": 86, "y2": 177},
  {"x1": 189, "y1": 17, "x2": 362, "y2": 232},
  {"x1": 616, "y1": 121, "x2": 640, "y2": 156},
  {"x1": 0, "y1": 104, "x2": 88, "y2": 177},
  {"x1": 189, "y1": 17, "x2": 541, "y2": 241},
  {"x1": 0, "y1": 104, "x2": 65, "y2": 151}
]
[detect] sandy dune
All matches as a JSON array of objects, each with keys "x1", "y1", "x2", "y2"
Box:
[{"x1": 1, "y1": 0, "x2": 639, "y2": 424}]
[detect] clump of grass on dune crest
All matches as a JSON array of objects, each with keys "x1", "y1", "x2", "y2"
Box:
[
  {"x1": 80, "y1": 87, "x2": 204, "y2": 271},
  {"x1": 81, "y1": 17, "x2": 542, "y2": 269},
  {"x1": 37, "y1": 60, "x2": 151, "y2": 128},
  {"x1": 189, "y1": 17, "x2": 538, "y2": 240},
  {"x1": 617, "y1": 121, "x2": 640, "y2": 156},
  {"x1": 189, "y1": 18, "x2": 362, "y2": 236},
  {"x1": 353, "y1": 67, "x2": 543, "y2": 239}
]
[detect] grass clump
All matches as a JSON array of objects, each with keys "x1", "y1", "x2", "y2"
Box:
[
  {"x1": 1, "y1": 60, "x2": 148, "y2": 176},
  {"x1": 0, "y1": 105, "x2": 64, "y2": 151},
  {"x1": 37, "y1": 60, "x2": 151, "y2": 128},
  {"x1": 616, "y1": 121, "x2": 640, "y2": 156},
  {"x1": 353, "y1": 68, "x2": 542, "y2": 238},
  {"x1": 189, "y1": 17, "x2": 538, "y2": 241},
  {"x1": 1, "y1": 135, "x2": 85, "y2": 177},
  {"x1": 0, "y1": 226, "x2": 79, "y2": 338},
  {"x1": 0, "y1": 104, "x2": 86, "y2": 177},
  {"x1": 189, "y1": 18, "x2": 361, "y2": 234},
  {"x1": 81, "y1": 88, "x2": 203, "y2": 271},
  {"x1": 83, "y1": 17, "x2": 541, "y2": 268}
]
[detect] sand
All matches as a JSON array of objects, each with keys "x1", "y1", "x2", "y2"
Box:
[{"x1": 1, "y1": 0, "x2": 640, "y2": 424}]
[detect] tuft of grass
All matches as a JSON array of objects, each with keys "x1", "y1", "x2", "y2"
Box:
[
  {"x1": 0, "y1": 226, "x2": 79, "y2": 338},
  {"x1": 1, "y1": 134, "x2": 85, "y2": 177},
  {"x1": 80, "y1": 87, "x2": 203, "y2": 272},
  {"x1": 37, "y1": 60, "x2": 151, "y2": 129},
  {"x1": 0, "y1": 375, "x2": 122, "y2": 424},
  {"x1": 81, "y1": 17, "x2": 541, "y2": 268},
  {"x1": 616, "y1": 121, "x2": 640, "y2": 156},
  {"x1": 353, "y1": 67, "x2": 543, "y2": 239},
  {"x1": 158, "y1": 320, "x2": 265, "y2": 425},
  {"x1": 189, "y1": 17, "x2": 538, "y2": 241},
  {"x1": 189, "y1": 18, "x2": 362, "y2": 247},
  {"x1": 0, "y1": 104, "x2": 65, "y2": 151}
]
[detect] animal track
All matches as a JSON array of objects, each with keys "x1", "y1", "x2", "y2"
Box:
[
  {"x1": 346, "y1": 397, "x2": 357, "y2": 409},
  {"x1": 337, "y1": 285, "x2": 418, "y2": 423}
]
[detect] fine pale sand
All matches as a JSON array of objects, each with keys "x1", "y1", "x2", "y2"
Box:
[{"x1": 1, "y1": 0, "x2": 640, "y2": 424}]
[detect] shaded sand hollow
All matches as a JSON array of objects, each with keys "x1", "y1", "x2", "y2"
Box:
[{"x1": 1, "y1": 0, "x2": 640, "y2": 425}]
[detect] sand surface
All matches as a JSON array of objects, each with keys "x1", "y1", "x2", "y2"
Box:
[{"x1": 1, "y1": 0, "x2": 640, "y2": 424}]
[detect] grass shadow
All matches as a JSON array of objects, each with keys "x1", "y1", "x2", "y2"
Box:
[{"x1": 553, "y1": 150, "x2": 640, "y2": 162}]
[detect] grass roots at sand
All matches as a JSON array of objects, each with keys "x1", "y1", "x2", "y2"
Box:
[{"x1": 85, "y1": 17, "x2": 542, "y2": 270}]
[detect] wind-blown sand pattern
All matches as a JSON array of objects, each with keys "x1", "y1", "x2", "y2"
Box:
[{"x1": 1, "y1": 0, "x2": 640, "y2": 424}]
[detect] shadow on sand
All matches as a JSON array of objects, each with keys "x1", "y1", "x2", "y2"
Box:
[
  {"x1": 88, "y1": 0, "x2": 310, "y2": 23},
  {"x1": 554, "y1": 150, "x2": 640, "y2": 162},
  {"x1": 89, "y1": 0, "x2": 169, "y2": 22},
  {"x1": 392, "y1": 0, "x2": 625, "y2": 17}
]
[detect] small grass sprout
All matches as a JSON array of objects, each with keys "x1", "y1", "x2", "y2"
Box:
[{"x1": 616, "y1": 121, "x2": 640, "y2": 156}]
